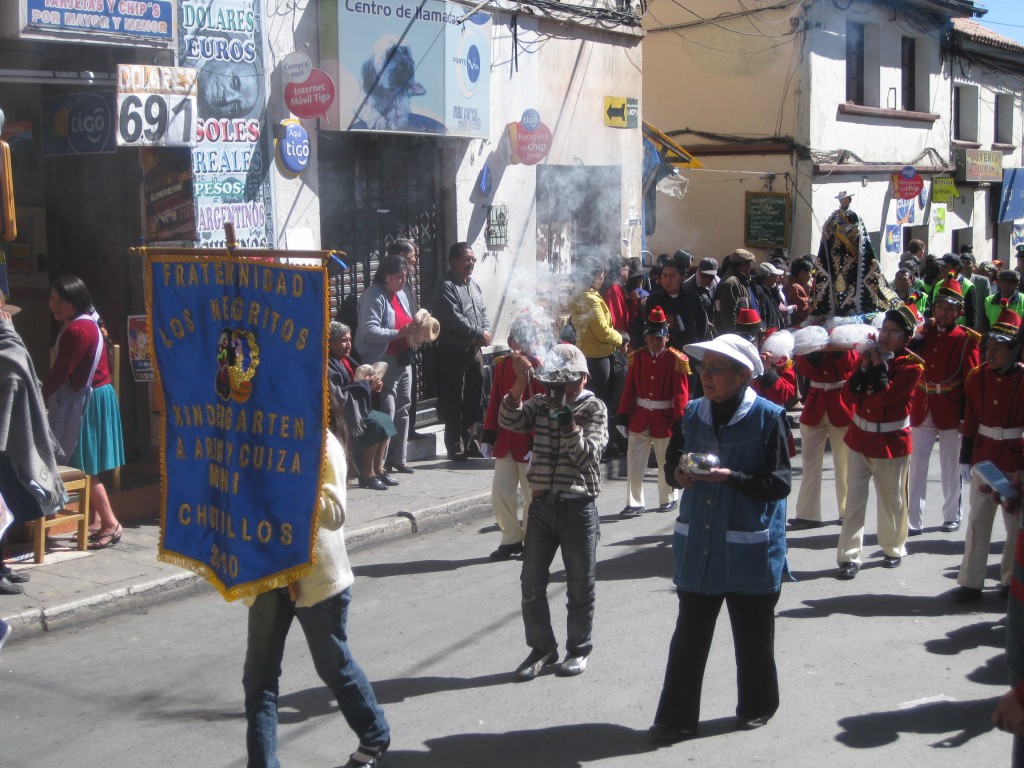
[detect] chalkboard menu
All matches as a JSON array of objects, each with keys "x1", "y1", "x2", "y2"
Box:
[{"x1": 745, "y1": 192, "x2": 790, "y2": 248}]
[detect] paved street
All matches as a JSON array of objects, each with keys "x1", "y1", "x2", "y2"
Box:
[{"x1": 1, "y1": 457, "x2": 1015, "y2": 767}]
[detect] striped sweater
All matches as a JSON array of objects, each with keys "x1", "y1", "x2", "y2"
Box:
[{"x1": 498, "y1": 390, "x2": 607, "y2": 498}]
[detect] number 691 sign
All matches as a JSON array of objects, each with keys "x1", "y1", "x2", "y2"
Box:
[{"x1": 116, "y1": 64, "x2": 198, "y2": 148}]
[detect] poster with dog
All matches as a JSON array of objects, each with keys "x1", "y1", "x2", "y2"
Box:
[{"x1": 320, "y1": 0, "x2": 490, "y2": 137}]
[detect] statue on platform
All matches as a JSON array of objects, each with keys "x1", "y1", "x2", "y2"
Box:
[{"x1": 811, "y1": 191, "x2": 900, "y2": 319}]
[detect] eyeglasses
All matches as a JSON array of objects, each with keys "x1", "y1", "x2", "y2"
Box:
[
  {"x1": 697, "y1": 363, "x2": 730, "y2": 377},
  {"x1": 459, "y1": 256, "x2": 477, "y2": 263}
]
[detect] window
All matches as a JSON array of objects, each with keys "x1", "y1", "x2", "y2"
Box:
[
  {"x1": 954, "y1": 84, "x2": 979, "y2": 142},
  {"x1": 846, "y1": 21, "x2": 879, "y2": 107},
  {"x1": 847, "y1": 21, "x2": 864, "y2": 105},
  {"x1": 995, "y1": 93, "x2": 1014, "y2": 145},
  {"x1": 901, "y1": 37, "x2": 916, "y2": 111}
]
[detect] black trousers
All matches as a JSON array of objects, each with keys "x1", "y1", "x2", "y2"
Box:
[
  {"x1": 436, "y1": 346, "x2": 484, "y2": 455},
  {"x1": 655, "y1": 589, "x2": 781, "y2": 731}
]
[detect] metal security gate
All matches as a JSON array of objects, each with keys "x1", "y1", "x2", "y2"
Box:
[{"x1": 318, "y1": 131, "x2": 444, "y2": 409}]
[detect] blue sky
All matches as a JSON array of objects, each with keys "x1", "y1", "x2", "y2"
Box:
[{"x1": 975, "y1": 0, "x2": 1024, "y2": 45}]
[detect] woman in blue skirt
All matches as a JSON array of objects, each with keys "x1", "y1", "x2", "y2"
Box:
[{"x1": 43, "y1": 275, "x2": 125, "y2": 549}]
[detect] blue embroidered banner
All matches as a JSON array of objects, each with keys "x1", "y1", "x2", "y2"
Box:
[{"x1": 147, "y1": 254, "x2": 327, "y2": 600}]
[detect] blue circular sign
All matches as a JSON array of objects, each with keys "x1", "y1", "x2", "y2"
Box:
[
  {"x1": 466, "y1": 45, "x2": 480, "y2": 84},
  {"x1": 279, "y1": 122, "x2": 309, "y2": 175},
  {"x1": 901, "y1": 165, "x2": 916, "y2": 179},
  {"x1": 68, "y1": 93, "x2": 113, "y2": 154},
  {"x1": 520, "y1": 108, "x2": 541, "y2": 132}
]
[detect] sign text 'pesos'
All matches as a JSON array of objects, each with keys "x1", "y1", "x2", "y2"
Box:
[{"x1": 148, "y1": 256, "x2": 327, "y2": 599}]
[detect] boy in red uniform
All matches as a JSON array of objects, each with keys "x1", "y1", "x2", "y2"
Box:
[
  {"x1": 481, "y1": 314, "x2": 544, "y2": 559},
  {"x1": 907, "y1": 273, "x2": 980, "y2": 535},
  {"x1": 791, "y1": 339, "x2": 858, "y2": 529},
  {"x1": 734, "y1": 307, "x2": 797, "y2": 408},
  {"x1": 955, "y1": 307, "x2": 1024, "y2": 600},
  {"x1": 836, "y1": 304, "x2": 924, "y2": 579},
  {"x1": 615, "y1": 308, "x2": 690, "y2": 518}
]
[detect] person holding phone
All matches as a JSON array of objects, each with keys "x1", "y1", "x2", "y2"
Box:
[{"x1": 954, "y1": 305, "x2": 1024, "y2": 601}]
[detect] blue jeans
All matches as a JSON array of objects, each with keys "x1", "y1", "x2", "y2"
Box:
[
  {"x1": 242, "y1": 587, "x2": 390, "y2": 768},
  {"x1": 520, "y1": 493, "x2": 600, "y2": 658}
]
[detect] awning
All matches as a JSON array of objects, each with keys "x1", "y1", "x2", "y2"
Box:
[
  {"x1": 642, "y1": 121, "x2": 704, "y2": 170},
  {"x1": 999, "y1": 167, "x2": 1024, "y2": 223}
]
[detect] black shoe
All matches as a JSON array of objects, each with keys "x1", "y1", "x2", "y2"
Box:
[
  {"x1": 2, "y1": 570, "x2": 29, "y2": 584},
  {"x1": 837, "y1": 562, "x2": 859, "y2": 580},
  {"x1": 619, "y1": 505, "x2": 643, "y2": 519},
  {"x1": 386, "y1": 463, "x2": 415, "y2": 475},
  {"x1": 940, "y1": 520, "x2": 960, "y2": 533},
  {"x1": 449, "y1": 452, "x2": 469, "y2": 462},
  {"x1": 736, "y1": 715, "x2": 771, "y2": 730},
  {"x1": 358, "y1": 477, "x2": 388, "y2": 491},
  {"x1": 787, "y1": 518, "x2": 822, "y2": 530},
  {"x1": 516, "y1": 648, "x2": 558, "y2": 681},
  {"x1": 408, "y1": 431, "x2": 430, "y2": 441},
  {"x1": 1002, "y1": 584, "x2": 1011, "y2": 599},
  {"x1": 345, "y1": 737, "x2": 390, "y2": 768},
  {"x1": 882, "y1": 555, "x2": 902, "y2": 569},
  {"x1": 951, "y1": 586, "x2": 983, "y2": 602},
  {"x1": 907, "y1": 528, "x2": 923, "y2": 537},
  {"x1": 465, "y1": 446, "x2": 484, "y2": 459},
  {"x1": 377, "y1": 473, "x2": 400, "y2": 487},
  {"x1": 0, "y1": 576, "x2": 24, "y2": 595},
  {"x1": 490, "y1": 543, "x2": 524, "y2": 561},
  {"x1": 648, "y1": 722, "x2": 697, "y2": 744}
]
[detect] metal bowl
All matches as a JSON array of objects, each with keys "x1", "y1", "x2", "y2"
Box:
[{"x1": 678, "y1": 452, "x2": 720, "y2": 475}]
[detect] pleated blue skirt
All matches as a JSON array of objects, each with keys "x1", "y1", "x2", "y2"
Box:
[{"x1": 70, "y1": 384, "x2": 125, "y2": 475}]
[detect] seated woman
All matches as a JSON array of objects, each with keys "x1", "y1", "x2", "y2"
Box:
[{"x1": 327, "y1": 322, "x2": 397, "y2": 491}]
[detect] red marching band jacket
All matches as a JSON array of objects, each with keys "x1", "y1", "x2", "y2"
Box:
[
  {"x1": 482, "y1": 353, "x2": 543, "y2": 462},
  {"x1": 843, "y1": 350, "x2": 924, "y2": 459},
  {"x1": 795, "y1": 350, "x2": 858, "y2": 428},
  {"x1": 751, "y1": 360, "x2": 797, "y2": 407},
  {"x1": 617, "y1": 346, "x2": 690, "y2": 438},
  {"x1": 909, "y1": 321, "x2": 980, "y2": 430},
  {"x1": 961, "y1": 362, "x2": 1024, "y2": 475}
]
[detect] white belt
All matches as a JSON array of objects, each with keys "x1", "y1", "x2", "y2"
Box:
[
  {"x1": 637, "y1": 398, "x2": 672, "y2": 409},
  {"x1": 978, "y1": 424, "x2": 1024, "y2": 441},
  {"x1": 810, "y1": 381, "x2": 845, "y2": 390},
  {"x1": 853, "y1": 414, "x2": 910, "y2": 433}
]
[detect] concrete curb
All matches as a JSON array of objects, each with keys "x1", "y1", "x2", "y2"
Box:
[{"x1": 6, "y1": 491, "x2": 494, "y2": 639}]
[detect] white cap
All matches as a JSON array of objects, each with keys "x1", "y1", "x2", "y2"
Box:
[
  {"x1": 541, "y1": 343, "x2": 589, "y2": 378},
  {"x1": 756, "y1": 261, "x2": 784, "y2": 277},
  {"x1": 684, "y1": 334, "x2": 764, "y2": 376}
]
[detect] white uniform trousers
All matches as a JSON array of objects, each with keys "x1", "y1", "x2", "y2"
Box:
[
  {"x1": 492, "y1": 455, "x2": 531, "y2": 545},
  {"x1": 838, "y1": 451, "x2": 910, "y2": 563},
  {"x1": 625, "y1": 429, "x2": 676, "y2": 508},
  {"x1": 907, "y1": 414, "x2": 962, "y2": 530},
  {"x1": 958, "y1": 473, "x2": 1019, "y2": 589},
  {"x1": 795, "y1": 418, "x2": 849, "y2": 522}
]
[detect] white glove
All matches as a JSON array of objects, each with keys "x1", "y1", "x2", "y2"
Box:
[
  {"x1": 480, "y1": 443, "x2": 493, "y2": 459},
  {"x1": 959, "y1": 464, "x2": 972, "y2": 484},
  {"x1": 616, "y1": 424, "x2": 628, "y2": 439},
  {"x1": 524, "y1": 451, "x2": 533, "y2": 468}
]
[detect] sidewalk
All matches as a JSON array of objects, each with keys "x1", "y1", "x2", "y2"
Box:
[{"x1": 0, "y1": 452, "x2": 506, "y2": 639}]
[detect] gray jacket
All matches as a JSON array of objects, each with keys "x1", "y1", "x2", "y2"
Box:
[
  {"x1": 355, "y1": 283, "x2": 412, "y2": 364},
  {"x1": 433, "y1": 270, "x2": 489, "y2": 350}
]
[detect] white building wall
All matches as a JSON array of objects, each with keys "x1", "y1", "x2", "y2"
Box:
[
  {"x1": 642, "y1": 0, "x2": 802, "y2": 260},
  {"x1": 269, "y1": 2, "x2": 642, "y2": 338}
]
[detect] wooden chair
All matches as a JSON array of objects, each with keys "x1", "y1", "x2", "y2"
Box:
[{"x1": 28, "y1": 466, "x2": 90, "y2": 563}]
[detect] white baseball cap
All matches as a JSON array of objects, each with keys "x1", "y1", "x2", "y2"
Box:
[{"x1": 684, "y1": 334, "x2": 764, "y2": 376}]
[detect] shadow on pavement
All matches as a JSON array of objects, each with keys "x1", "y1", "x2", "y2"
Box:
[
  {"x1": 925, "y1": 618, "x2": 1007, "y2": 656},
  {"x1": 835, "y1": 696, "x2": 999, "y2": 749},
  {"x1": 353, "y1": 557, "x2": 494, "y2": 578},
  {"x1": 779, "y1": 592, "x2": 1009, "y2": 619},
  {"x1": 597, "y1": 544, "x2": 673, "y2": 582},
  {"x1": 365, "y1": 722, "x2": 664, "y2": 768}
]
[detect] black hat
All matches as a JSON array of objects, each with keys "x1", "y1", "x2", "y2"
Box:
[
  {"x1": 998, "y1": 269, "x2": 1021, "y2": 283},
  {"x1": 941, "y1": 252, "x2": 962, "y2": 267}
]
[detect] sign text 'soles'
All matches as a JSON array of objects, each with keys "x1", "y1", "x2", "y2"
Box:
[{"x1": 604, "y1": 96, "x2": 638, "y2": 129}]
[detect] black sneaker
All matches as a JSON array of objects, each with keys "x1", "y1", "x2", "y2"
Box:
[
  {"x1": 490, "y1": 543, "x2": 524, "y2": 561},
  {"x1": 345, "y1": 737, "x2": 389, "y2": 768},
  {"x1": 515, "y1": 649, "x2": 558, "y2": 681}
]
